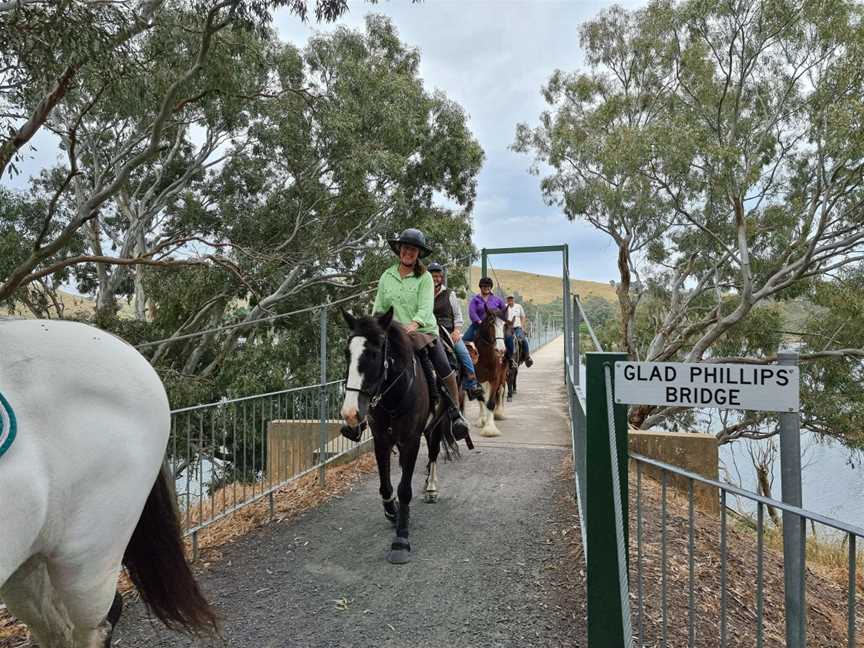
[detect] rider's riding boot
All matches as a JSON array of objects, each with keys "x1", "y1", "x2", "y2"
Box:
[
  {"x1": 465, "y1": 372, "x2": 484, "y2": 401},
  {"x1": 523, "y1": 340, "x2": 534, "y2": 367},
  {"x1": 525, "y1": 354, "x2": 534, "y2": 368},
  {"x1": 443, "y1": 373, "x2": 470, "y2": 440}
]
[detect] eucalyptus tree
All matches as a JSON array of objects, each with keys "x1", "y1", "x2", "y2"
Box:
[
  {"x1": 0, "y1": 0, "x2": 362, "y2": 309},
  {"x1": 143, "y1": 15, "x2": 483, "y2": 380},
  {"x1": 513, "y1": 4, "x2": 677, "y2": 358},
  {"x1": 518, "y1": 0, "x2": 864, "y2": 442}
]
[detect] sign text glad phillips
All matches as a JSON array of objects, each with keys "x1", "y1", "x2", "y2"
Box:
[{"x1": 614, "y1": 361, "x2": 799, "y2": 412}]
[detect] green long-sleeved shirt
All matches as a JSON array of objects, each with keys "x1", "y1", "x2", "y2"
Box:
[{"x1": 372, "y1": 264, "x2": 438, "y2": 336}]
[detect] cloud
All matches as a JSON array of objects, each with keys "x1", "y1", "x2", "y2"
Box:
[{"x1": 277, "y1": 0, "x2": 643, "y2": 280}]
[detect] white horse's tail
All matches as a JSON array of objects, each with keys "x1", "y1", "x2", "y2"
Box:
[{"x1": 123, "y1": 464, "x2": 219, "y2": 636}]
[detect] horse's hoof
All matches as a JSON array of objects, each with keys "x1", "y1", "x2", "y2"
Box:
[
  {"x1": 424, "y1": 491, "x2": 438, "y2": 503},
  {"x1": 494, "y1": 413, "x2": 505, "y2": 421},
  {"x1": 506, "y1": 395, "x2": 512, "y2": 402},
  {"x1": 480, "y1": 428, "x2": 501, "y2": 437},
  {"x1": 387, "y1": 536, "x2": 412, "y2": 564}
]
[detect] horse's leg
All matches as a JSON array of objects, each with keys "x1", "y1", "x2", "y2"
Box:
[
  {"x1": 1, "y1": 556, "x2": 75, "y2": 647},
  {"x1": 479, "y1": 382, "x2": 501, "y2": 437},
  {"x1": 47, "y1": 555, "x2": 122, "y2": 648},
  {"x1": 494, "y1": 381, "x2": 507, "y2": 420},
  {"x1": 374, "y1": 435, "x2": 397, "y2": 521},
  {"x1": 424, "y1": 428, "x2": 441, "y2": 504},
  {"x1": 388, "y1": 435, "x2": 420, "y2": 564}
]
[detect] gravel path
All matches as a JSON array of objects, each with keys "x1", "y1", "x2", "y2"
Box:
[{"x1": 113, "y1": 339, "x2": 585, "y2": 648}]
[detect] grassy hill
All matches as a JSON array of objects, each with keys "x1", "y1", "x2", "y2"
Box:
[
  {"x1": 467, "y1": 266, "x2": 616, "y2": 305},
  {"x1": 6, "y1": 290, "x2": 135, "y2": 319}
]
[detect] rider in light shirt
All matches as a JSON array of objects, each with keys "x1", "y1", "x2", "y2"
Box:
[
  {"x1": 372, "y1": 228, "x2": 471, "y2": 440},
  {"x1": 506, "y1": 295, "x2": 533, "y2": 368}
]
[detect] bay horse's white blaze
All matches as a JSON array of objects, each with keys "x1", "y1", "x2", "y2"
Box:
[
  {"x1": 494, "y1": 318, "x2": 506, "y2": 352},
  {"x1": 0, "y1": 319, "x2": 170, "y2": 647},
  {"x1": 340, "y1": 336, "x2": 368, "y2": 427}
]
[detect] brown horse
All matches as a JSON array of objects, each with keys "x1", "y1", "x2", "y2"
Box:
[{"x1": 467, "y1": 308, "x2": 509, "y2": 437}]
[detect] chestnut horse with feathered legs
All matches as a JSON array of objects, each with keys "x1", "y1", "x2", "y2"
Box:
[{"x1": 467, "y1": 308, "x2": 508, "y2": 437}]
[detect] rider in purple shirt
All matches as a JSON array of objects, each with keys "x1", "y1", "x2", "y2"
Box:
[{"x1": 462, "y1": 276, "x2": 507, "y2": 344}]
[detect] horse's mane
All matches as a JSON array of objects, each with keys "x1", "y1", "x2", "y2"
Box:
[{"x1": 352, "y1": 315, "x2": 413, "y2": 367}]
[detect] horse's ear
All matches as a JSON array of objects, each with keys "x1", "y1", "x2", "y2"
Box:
[
  {"x1": 376, "y1": 306, "x2": 394, "y2": 330},
  {"x1": 341, "y1": 308, "x2": 356, "y2": 330}
]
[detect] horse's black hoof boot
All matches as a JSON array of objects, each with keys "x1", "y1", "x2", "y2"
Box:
[
  {"x1": 451, "y1": 417, "x2": 470, "y2": 441},
  {"x1": 387, "y1": 535, "x2": 412, "y2": 564}
]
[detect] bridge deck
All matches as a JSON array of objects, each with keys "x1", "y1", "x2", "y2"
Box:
[{"x1": 113, "y1": 337, "x2": 586, "y2": 648}]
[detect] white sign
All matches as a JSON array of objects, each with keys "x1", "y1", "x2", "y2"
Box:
[{"x1": 614, "y1": 361, "x2": 799, "y2": 412}]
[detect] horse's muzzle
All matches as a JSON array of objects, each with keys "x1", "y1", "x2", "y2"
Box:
[{"x1": 341, "y1": 407, "x2": 361, "y2": 427}]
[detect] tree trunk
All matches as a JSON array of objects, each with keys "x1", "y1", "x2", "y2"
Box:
[
  {"x1": 134, "y1": 227, "x2": 147, "y2": 321},
  {"x1": 615, "y1": 240, "x2": 638, "y2": 359},
  {"x1": 756, "y1": 463, "x2": 781, "y2": 527}
]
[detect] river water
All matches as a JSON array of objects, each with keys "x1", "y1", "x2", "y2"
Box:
[{"x1": 719, "y1": 431, "x2": 864, "y2": 533}]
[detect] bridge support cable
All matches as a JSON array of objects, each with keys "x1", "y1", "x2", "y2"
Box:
[{"x1": 604, "y1": 365, "x2": 634, "y2": 648}]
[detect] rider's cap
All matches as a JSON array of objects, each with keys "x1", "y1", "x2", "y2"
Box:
[
  {"x1": 388, "y1": 228, "x2": 432, "y2": 258},
  {"x1": 428, "y1": 262, "x2": 444, "y2": 273}
]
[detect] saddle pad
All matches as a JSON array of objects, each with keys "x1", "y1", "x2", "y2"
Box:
[{"x1": 0, "y1": 392, "x2": 17, "y2": 459}]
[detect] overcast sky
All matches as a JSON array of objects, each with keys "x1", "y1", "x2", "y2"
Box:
[
  {"x1": 278, "y1": 0, "x2": 648, "y2": 281},
  {"x1": 4, "y1": 0, "x2": 646, "y2": 283}
]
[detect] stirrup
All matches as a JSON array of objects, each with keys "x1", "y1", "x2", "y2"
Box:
[{"x1": 450, "y1": 414, "x2": 470, "y2": 441}]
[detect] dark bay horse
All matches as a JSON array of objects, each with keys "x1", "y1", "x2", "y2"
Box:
[
  {"x1": 468, "y1": 308, "x2": 509, "y2": 437},
  {"x1": 340, "y1": 308, "x2": 457, "y2": 563},
  {"x1": 505, "y1": 319, "x2": 523, "y2": 402}
]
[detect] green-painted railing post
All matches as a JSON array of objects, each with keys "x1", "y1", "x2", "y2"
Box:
[
  {"x1": 481, "y1": 248, "x2": 487, "y2": 279},
  {"x1": 585, "y1": 352, "x2": 630, "y2": 647}
]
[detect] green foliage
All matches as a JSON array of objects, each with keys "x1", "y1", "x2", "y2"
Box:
[{"x1": 518, "y1": 0, "x2": 864, "y2": 444}]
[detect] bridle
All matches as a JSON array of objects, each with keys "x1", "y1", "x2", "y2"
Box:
[
  {"x1": 344, "y1": 334, "x2": 416, "y2": 413},
  {"x1": 478, "y1": 311, "x2": 506, "y2": 348}
]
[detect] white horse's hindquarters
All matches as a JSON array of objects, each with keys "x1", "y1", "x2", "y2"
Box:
[{"x1": 0, "y1": 320, "x2": 170, "y2": 596}]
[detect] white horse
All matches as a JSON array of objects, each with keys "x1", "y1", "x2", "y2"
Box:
[{"x1": 0, "y1": 319, "x2": 217, "y2": 647}]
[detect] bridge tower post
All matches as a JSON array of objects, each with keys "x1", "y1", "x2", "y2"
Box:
[{"x1": 585, "y1": 352, "x2": 631, "y2": 647}]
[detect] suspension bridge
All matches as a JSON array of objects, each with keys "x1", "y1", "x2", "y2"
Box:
[
  {"x1": 110, "y1": 246, "x2": 861, "y2": 648},
  {"x1": 9, "y1": 245, "x2": 860, "y2": 648}
]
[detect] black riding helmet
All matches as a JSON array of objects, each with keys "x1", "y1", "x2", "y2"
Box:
[
  {"x1": 478, "y1": 276, "x2": 493, "y2": 288},
  {"x1": 388, "y1": 228, "x2": 433, "y2": 258},
  {"x1": 428, "y1": 262, "x2": 444, "y2": 273}
]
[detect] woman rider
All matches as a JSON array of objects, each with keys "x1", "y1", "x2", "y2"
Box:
[
  {"x1": 373, "y1": 228, "x2": 471, "y2": 440},
  {"x1": 427, "y1": 262, "x2": 484, "y2": 401}
]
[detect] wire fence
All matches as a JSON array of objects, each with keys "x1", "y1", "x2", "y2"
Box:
[
  {"x1": 168, "y1": 381, "x2": 373, "y2": 548},
  {"x1": 165, "y1": 288, "x2": 563, "y2": 557}
]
